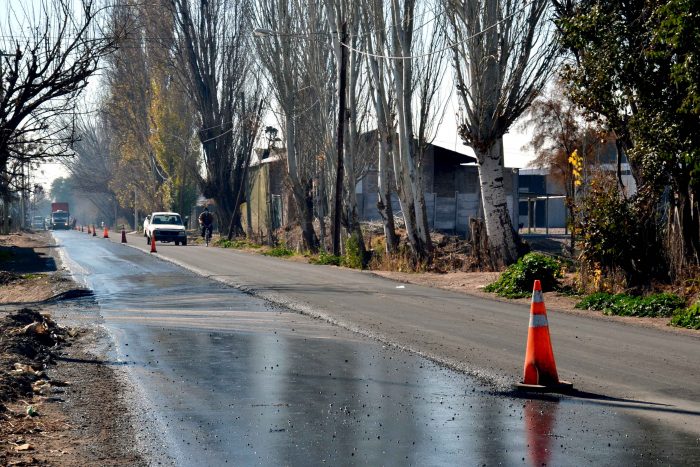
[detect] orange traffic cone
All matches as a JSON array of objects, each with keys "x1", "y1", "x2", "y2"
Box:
[
  {"x1": 103, "y1": 226, "x2": 109, "y2": 238},
  {"x1": 121, "y1": 226, "x2": 127, "y2": 243},
  {"x1": 150, "y1": 231, "x2": 157, "y2": 253},
  {"x1": 87, "y1": 225, "x2": 91, "y2": 234},
  {"x1": 92, "y1": 225, "x2": 97, "y2": 237},
  {"x1": 515, "y1": 280, "x2": 573, "y2": 392}
]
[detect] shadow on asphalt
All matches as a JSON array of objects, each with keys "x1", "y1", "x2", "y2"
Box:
[
  {"x1": 55, "y1": 355, "x2": 132, "y2": 366},
  {"x1": 497, "y1": 388, "x2": 700, "y2": 417},
  {"x1": 0, "y1": 243, "x2": 58, "y2": 274},
  {"x1": 0, "y1": 288, "x2": 94, "y2": 308}
]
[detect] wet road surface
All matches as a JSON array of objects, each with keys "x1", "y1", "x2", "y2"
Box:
[{"x1": 55, "y1": 231, "x2": 700, "y2": 465}]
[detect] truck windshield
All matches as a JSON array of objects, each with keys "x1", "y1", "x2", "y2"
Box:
[{"x1": 152, "y1": 214, "x2": 182, "y2": 225}]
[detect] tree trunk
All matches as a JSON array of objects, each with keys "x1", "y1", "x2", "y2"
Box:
[
  {"x1": 377, "y1": 133, "x2": 398, "y2": 253},
  {"x1": 476, "y1": 140, "x2": 519, "y2": 268},
  {"x1": 284, "y1": 112, "x2": 319, "y2": 253}
]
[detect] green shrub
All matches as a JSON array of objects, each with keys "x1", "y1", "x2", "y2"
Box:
[
  {"x1": 484, "y1": 253, "x2": 562, "y2": 298},
  {"x1": 21, "y1": 273, "x2": 42, "y2": 280},
  {"x1": 215, "y1": 238, "x2": 261, "y2": 249},
  {"x1": 309, "y1": 252, "x2": 342, "y2": 266},
  {"x1": 343, "y1": 233, "x2": 364, "y2": 269},
  {"x1": 263, "y1": 245, "x2": 294, "y2": 257},
  {"x1": 575, "y1": 292, "x2": 620, "y2": 311},
  {"x1": 575, "y1": 292, "x2": 685, "y2": 318},
  {"x1": 215, "y1": 238, "x2": 234, "y2": 248},
  {"x1": 670, "y1": 302, "x2": 700, "y2": 329}
]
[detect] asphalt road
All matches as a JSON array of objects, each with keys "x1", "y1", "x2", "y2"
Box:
[{"x1": 54, "y1": 231, "x2": 700, "y2": 464}]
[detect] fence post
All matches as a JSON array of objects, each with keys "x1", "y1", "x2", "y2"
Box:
[
  {"x1": 545, "y1": 195, "x2": 549, "y2": 235},
  {"x1": 454, "y1": 191, "x2": 458, "y2": 234},
  {"x1": 432, "y1": 192, "x2": 437, "y2": 229}
]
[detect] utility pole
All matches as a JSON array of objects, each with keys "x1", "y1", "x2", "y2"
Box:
[
  {"x1": 332, "y1": 21, "x2": 348, "y2": 257},
  {"x1": 134, "y1": 188, "x2": 138, "y2": 231}
]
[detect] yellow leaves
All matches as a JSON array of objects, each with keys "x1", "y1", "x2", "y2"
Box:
[
  {"x1": 569, "y1": 149, "x2": 583, "y2": 187},
  {"x1": 593, "y1": 265, "x2": 603, "y2": 291}
]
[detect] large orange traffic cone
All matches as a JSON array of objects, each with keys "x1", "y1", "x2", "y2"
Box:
[
  {"x1": 150, "y1": 231, "x2": 157, "y2": 253},
  {"x1": 103, "y1": 226, "x2": 109, "y2": 238},
  {"x1": 515, "y1": 280, "x2": 573, "y2": 392},
  {"x1": 121, "y1": 226, "x2": 127, "y2": 243},
  {"x1": 92, "y1": 225, "x2": 97, "y2": 237}
]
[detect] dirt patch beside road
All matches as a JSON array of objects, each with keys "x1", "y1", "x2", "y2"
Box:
[{"x1": 1, "y1": 231, "x2": 145, "y2": 465}]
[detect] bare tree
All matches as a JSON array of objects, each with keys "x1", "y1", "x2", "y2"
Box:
[
  {"x1": 447, "y1": 0, "x2": 558, "y2": 267},
  {"x1": 361, "y1": 0, "x2": 444, "y2": 261},
  {"x1": 170, "y1": 0, "x2": 263, "y2": 234},
  {"x1": 362, "y1": 0, "x2": 399, "y2": 253},
  {"x1": 62, "y1": 111, "x2": 121, "y2": 223},
  {"x1": 0, "y1": 0, "x2": 118, "y2": 225},
  {"x1": 324, "y1": 0, "x2": 373, "y2": 258},
  {"x1": 253, "y1": 0, "x2": 333, "y2": 252},
  {"x1": 410, "y1": 3, "x2": 450, "y2": 252}
]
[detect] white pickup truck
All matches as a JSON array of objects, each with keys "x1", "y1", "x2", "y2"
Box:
[{"x1": 143, "y1": 212, "x2": 188, "y2": 246}]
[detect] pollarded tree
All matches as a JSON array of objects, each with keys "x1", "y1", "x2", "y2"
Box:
[{"x1": 447, "y1": 0, "x2": 559, "y2": 267}]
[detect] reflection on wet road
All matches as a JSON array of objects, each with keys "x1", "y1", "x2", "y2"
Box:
[{"x1": 55, "y1": 232, "x2": 700, "y2": 465}]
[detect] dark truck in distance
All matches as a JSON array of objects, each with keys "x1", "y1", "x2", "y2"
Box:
[{"x1": 51, "y1": 202, "x2": 70, "y2": 230}]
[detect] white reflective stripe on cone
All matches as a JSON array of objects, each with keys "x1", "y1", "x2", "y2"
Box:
[
  {"x1": 532, "y1": 289, "x2": 544, "y2": 303},
  {"x1": 529, "y1": 314, "x2": 549, "y2": 328}
]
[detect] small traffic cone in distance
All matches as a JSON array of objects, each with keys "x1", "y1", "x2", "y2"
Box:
[
  {"x1": 121, "y1": 226, "x2": 127, "y2": 243},
  {"x1": 92, "y1": 225, "x2": 97, "y2": 237},
  {"x1": 87, "y1": 225, "x2": 91, "y2": 234},
  {"x1": 514, "y1": 280, "x2": 573, "y2": 393},
  {"x1": 150, "y1": 231, "x2": 157, "y2": 253},
  {"x1": 103, "y1": 226, "x2": 109, "y2": 238}
]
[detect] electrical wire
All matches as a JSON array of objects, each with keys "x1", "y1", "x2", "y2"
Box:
[{"x1": 340, "y1": 0, "x2": 537, "y2": 61}]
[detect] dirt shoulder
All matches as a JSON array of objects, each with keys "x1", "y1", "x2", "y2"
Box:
[
  {"x1": 1, "y1": 231, "x2": 145, "y2": 466},
  {"x1": 0, "y1": 232, "x2": 76, "y2": 305}
]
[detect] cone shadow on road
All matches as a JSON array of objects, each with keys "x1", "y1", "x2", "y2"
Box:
[{"x1": 497, "y1": 388, "x2": 700, "y2": 417}]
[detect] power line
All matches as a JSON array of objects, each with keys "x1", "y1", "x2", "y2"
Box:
[{"x1": 340, "y1": 0, "x2": 537, "y2": 61}]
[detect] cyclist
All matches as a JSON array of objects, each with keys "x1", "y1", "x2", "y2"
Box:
[{"x1": 198, "y1": 207, "x2": 214, "y2": 241}]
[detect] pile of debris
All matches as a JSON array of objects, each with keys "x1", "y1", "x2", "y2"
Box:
[
  {"x1": 0, "y1": 271, "x2": 22, "y2": 286},
  {"x1": 0, "y1": 308, "x2": 72, "y2": 416}
]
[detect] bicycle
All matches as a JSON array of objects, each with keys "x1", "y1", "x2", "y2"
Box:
[{"x1": 203, "y1": 224, "x2": 213, "y2": 247}]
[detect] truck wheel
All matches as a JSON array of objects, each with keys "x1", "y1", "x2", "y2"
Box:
[
  {"x1": 175, "y1": 241, "x2": 180, "y2": 246},
  {"x1": 146, "y1": 236, "x2": 151, "y2": 245},
  {"x1": 182, "y1": 238, "x2": 187, "y2": 246}
]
